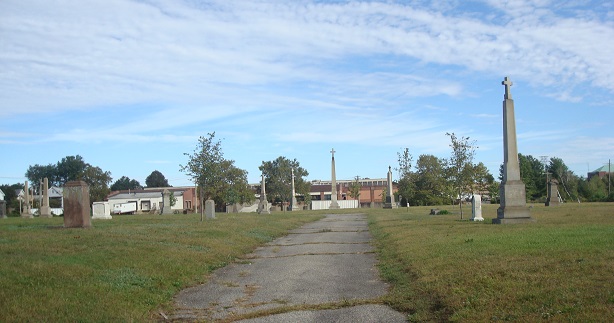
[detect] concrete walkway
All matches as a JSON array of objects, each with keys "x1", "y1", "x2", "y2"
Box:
[{"x1": 171, "y1": 214, "x2": 406, "y2": 322}]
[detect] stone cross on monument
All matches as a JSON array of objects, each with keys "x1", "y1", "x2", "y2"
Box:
[
  {"x1": 21, "y1": 181, "x2": 33, "y2": 218},
  {"x1": 258, "y1": 173, "x2": 270, "y2": 214},
  {"x1": 329, "y1": 148, "x2": 340, "y2": 209},
  {"x1": 290, "y1": 168, "x2": 300, "y2": 211},
  {"x1": 494, "y1": 76, "x2": 533, "y2": 224}
]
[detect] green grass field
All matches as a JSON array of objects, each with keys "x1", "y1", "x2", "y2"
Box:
[
  {"x1": 368, "y1": 203, "x2": 614, "y2": 321},
  {"x1": 1, "y1": 204, "x2": 612, "y2": 322}
]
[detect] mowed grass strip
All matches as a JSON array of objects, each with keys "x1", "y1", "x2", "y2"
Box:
[
  {"x1": 368, "y1": 203, "x2": 614, "y2": 321},
  {"x1": 0, "y1": 212, "x2": 322, "y2": 322}
]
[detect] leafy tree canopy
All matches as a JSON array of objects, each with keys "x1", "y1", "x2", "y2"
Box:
[
  {"x1": 180, "y1": 132, "x2": 253, "y2": 209},
  {"x1": 145, "y1": 170, "x2": 170, "y2": 188},
  {"x1": 110, "y1": 176, "x2": 142, "y2": 191},
  {"x1": 258, "y1": 156, "x2": 310, "y2": 205}
]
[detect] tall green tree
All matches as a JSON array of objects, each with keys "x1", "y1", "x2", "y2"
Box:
[
  {"x1": 110, "y1": 176, "x2": 141, "y2": 191},
  {"x1": 395, "y1": 148, "x2": 414, "y2": 206},
  {"x1": 518, "y1": 154, "x2": 546, "y2": 201},
  {"x1": 25, "y1": 164, "x2": 58, "y2": 186},
  {"x1": 56, "y1": 155, "x2": 88, "y2": 185},
  {"x1": 446, "y1": 132, "x2": 477, "y2": 219},
  {"x1": 25, "y1": 155, "x2": 112, "y2": 203},
  {"x1": 180, "y1": 133, "x2": 253, "y2": 212},
  {"x1": 413, "y1": 154, "x2": 449, "y2": 206},
  {"x1": 81, "y1": 165, "x2": 112, "y2": 202},
  {"x1": 145, "y1": 170, "x2": 170, "y2": 188},
  {"x1": 348, "y1": 176, "x2": 361, "y2": 205},
  {"x1": 258, "y1": 156, "x2": 310, "y2": 208},
  {"x1": 471, "y1": 162, "x2": 494, "y2": 196}
]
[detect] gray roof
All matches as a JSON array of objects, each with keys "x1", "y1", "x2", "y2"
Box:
[{"x1": 109, "y1": 191, "x2": 184, "y2": 199}]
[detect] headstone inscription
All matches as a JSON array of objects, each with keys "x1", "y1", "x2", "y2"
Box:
[
  {"x1": 63, "y1": 181, "x2": 91, "y2": 228},
  {"x1": 471, "y1": 194, "x2": 484, "y2": 221},
  {"x1": 493, "y1": 77, "x2": 533, "y2": 224},
  {"x1": 329, "y1": 149, "x2": 340, "y2": 209}
]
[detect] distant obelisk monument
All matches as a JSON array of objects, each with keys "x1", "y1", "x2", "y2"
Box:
[
  {"x1": 329, "y1": 148, "x2": 340, "y2": 209},
  {"x1": 290, "y1": 168, "x2": 300, "y2": 211},
  {"x1": 258, "y1": 173, "x2": 270, "y2": 214},
  {"x1": 494, "y1": 76, "x2": 533, "y2": 224},
  {"x1": 39, "y1": 178, "x2": 52, "y2": 218},
  {"x1": 21, "y1": 181, "x2": 33, "y2": 218},
  {"x1": 384, "y1": 166, "x2": 397, "y2": 209}
]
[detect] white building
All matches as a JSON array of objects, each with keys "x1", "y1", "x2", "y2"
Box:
[{"x1": 106, "y1": 189, "x2": 187, "y2": 214}]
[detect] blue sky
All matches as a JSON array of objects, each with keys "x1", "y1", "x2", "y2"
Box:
[{"x1": 1, "y1": 0, "x2": 613, "y2": 187}]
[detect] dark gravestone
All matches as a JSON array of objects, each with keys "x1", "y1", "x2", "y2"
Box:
[
  {"x1": 0, "y1": 200, "x2": 6, "y2": 219},
  {"x1": 63, "y1": 181, "x2": 91, "y2": 228}
]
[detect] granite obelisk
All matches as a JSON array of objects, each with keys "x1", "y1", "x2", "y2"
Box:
[
  {"x1": 329, "y1": 149, "x2": 340, "y2": 209},
  {"x1": 39, "y1": 178, "x2": 52, "y2": 218},
  {"x1": 494, "y1": 77, "x2": 533, "y2": 224},
  {"x1": 383, "y1": 166, "x2": 397, "y2": 208},
  {"x1": 258, "y1": 174, "x2": 270, "y2": 214}
]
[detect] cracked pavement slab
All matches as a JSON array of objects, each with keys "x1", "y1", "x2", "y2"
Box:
[{"x1": 171, "y1": 213, "x2": 406, "y2": 322}]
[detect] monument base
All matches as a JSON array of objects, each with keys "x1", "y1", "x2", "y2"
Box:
[
  {"x1": 257, "y1": 202, "x2": 270, "y2": 214},
  {"x1": 545, "y1": 199, "x2": 561, "y2": 207},
  {"x1": 383, "y1": 196, "x2": 397, "y2": 209},
  {"x1": 329, "y1": 203, "x2": 340, "y2": 209},
  {"x1": 21, "y1": 212, "x2": 34, "y2": 219},
  {"x1": 494, "y1": 206, "x2": 533, "y2": 224},
  {"x1": 92, "y1": 214, "x2": 113, "y2": 220},
  {"x1": 470, "y1": 217, "x2": 484, "y2": 222},
  {"x1": 40, "y1": 206, "x2": 53, "y2": 218}
]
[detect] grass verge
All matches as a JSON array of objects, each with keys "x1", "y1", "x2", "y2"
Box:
[
  {"x1": 367, "y1": 203, "x2": 614, "y2": 321},
  {"x1": 0, "y1": 212, "x2": 322, "y2": 322}
]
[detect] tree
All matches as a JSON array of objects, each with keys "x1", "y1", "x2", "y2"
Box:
[
  {"x1": 24, "y1": 155, "x2": 112, "y2": 203},
  {"x1": 471, "y1": 162, "x2": 494, "y2": 196},
  {"x1": 446, "y1": 132, "x2": 477, "y2": 219},
  {"x1": 259, "y1": 156, "x2": 310, "y2": 208},
  {"x1": 0, "y1": 183, "x2": 23, "y2": 215},
  {"x1": 395, "y1": 148, "x2": 414, "y2": 206},
  {"x1": 548, "y1": 157, "x2": 580, "y2": 203},
  {"x1": 56, "y1": 155, "x2": 88, "y2": 185},
  {"x1": 413, "y1": 154, "x2": 449, "y2": 206},
  {"x1": 110, "y1": 176, "x2": 141, "y2": 191},
  {"x1": 25, "y1": 164, "x2": 58, "y2": 187},
  {"x1": 518, "y1": 154, "x2": 546, "y2": 201},
  {"x1": 81, "y1": 165, "x2": 113, "y2": 202},
  {"x1": 145, "y1": 170, "x2": 170, "y2": 188},
  {"x1": 180, "y1": 133, "x2": 253, "y2": 213},
  {"x1": 348, "y1": 176, "x2": 361, "y2": 205}
]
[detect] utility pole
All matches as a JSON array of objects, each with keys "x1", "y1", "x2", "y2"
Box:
[
  {"x1": 609, "y1": 159, "x2": 611, "y2": 197},
  {"x1": 540, "y1": 155, "x2": 549, "y2": 199}
]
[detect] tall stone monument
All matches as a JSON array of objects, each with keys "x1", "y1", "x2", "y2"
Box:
[
  {"x1": 290, "y1": 168, "x2": 300, "y2": 211},
  {"x1": 257, "y1": 174, "x2": 270, "y2": 214},
  {"x1": 329, "y1": 148, "x2": 340, "y2": 209},
  {"x1": 21, "y1": 181, "x2": 33, "y2": 218},
  {"x1": 471, "y1": 194, "x2": 484, "y2": 221},
  {"x1": 494, "y1": 77, "x2": 533, "y2": 224},
  {"x1": 545, "y1": 179, "x2": 561, "y2": 206},
  {"x1": 162, "y1": 189, "x2": 172, "y2": 214},
  {"x1": 63, "y1": 181, "x2": 91, "y2": 228},
  {"x1": 40, "y1": 178, "x2": 52, "y2": 218},
  {"x1": 383, "y1": 166, "x2": 397, "y2": 208}
]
